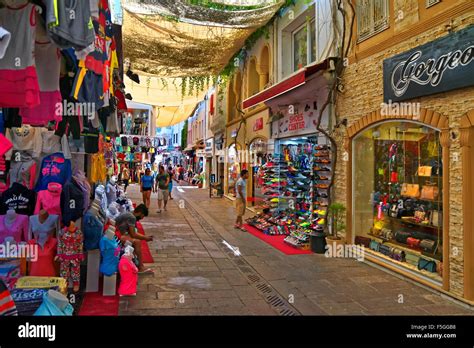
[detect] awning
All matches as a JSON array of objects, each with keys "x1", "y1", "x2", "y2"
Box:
[{"x1": 242, "y1": 58, "x2": 331, "y2": 109}]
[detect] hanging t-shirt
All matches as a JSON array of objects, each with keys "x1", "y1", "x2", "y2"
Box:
[
  {"x1": 0, "y1": 3, "x2": 40, "y2": 108},
  {"x1": 4, "y1": 126, "x2": 43, "y2": 161},
  {"x1": 45, "y1": 0, "x2": 95, "y2": 50},
  {"x1": 0, "y1": 183, "x2": 36, "y2": 216},
  {"x1": 9, "y1": 151, "x2": 37, "y2": 190},
  {"x1": 99, "y1": 236, "x2": 120, "y2": 276},
  {"x1": 0, "y1": 214, "x2": 29, "y2": 243},
  {"x1": 35, "y1": 153, "x2": 72, "y2": 192}
]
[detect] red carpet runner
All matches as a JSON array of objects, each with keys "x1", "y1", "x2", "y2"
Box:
[
  {"x1": 136, "y1": 222, "x2": 154, "y2": 263},
  {"x1": 79, "y1": 222, "x2": 154, "y2": 315},
  {"x1": 243, "y1": 224, "x2": 313, "y2": 255}
]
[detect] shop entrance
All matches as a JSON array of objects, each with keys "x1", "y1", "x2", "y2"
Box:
[
  {"x1": 249, "y1": 138, "x2": 268, "y2": 207},
  {"x1": 227, "y1": 143, "x2": 241, "y2": 196}
]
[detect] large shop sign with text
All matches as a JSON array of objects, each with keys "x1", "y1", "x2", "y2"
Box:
[
  {"x1": 271, "y1": 109, "x2": 318, "y2": 138},
  {"x1": 383, "y1": 25, "x2": 474, "y2": 102}
]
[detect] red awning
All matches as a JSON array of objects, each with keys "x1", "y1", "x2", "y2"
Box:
[{"x1": 242, "y1": 59, "x2": 331, "y2": 110}]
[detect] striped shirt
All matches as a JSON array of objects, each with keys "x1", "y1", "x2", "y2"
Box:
[{"x1": 0, "y1": 279, "x2": 18, "y2": 316}]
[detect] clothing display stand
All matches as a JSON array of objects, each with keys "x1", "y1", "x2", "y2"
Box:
[
  {"x1": 85, "y1": 250, "x2": 100, "y2": 292},
  {"x1": 103, "y1": 273, "x2": 117, "y2": 296}
]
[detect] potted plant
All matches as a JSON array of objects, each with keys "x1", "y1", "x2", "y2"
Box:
[
  {"x1": 327, "y1": 202, "x2": 346, "y2": 246},
  {"x1": 197, "y1": 173, "x2": 205, "y2": 188}
]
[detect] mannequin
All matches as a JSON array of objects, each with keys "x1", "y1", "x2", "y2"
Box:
[
  {"x1": 29, "y1": 210, "x2": 59, "y2": 240},
  {"x1": 28, "y1": 209, "x2": 58, "y2": 277},
  {"x1": 4, "y1": 209, "x2": 16, "y2": 227},
  {"x1": 118, "y1": 246, "x2": 138, "y2": 297},
  {"x1": 0, "y1": 209, "x2": 29, "y2": 243},
  {"x1": 106, "y1": 176, "x2": 118, "y2": 205},
  {"x1": 34, "y1": 290, "x2": 73, "y2": 316},
  {"x1": 99, "y1": 227, "x2": 120, "y2": 277},
  {"x1": 56, "y1": 221, "x2": 84, "y2": 292}
]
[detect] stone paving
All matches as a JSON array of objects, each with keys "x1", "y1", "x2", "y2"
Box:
[{"x1": 119, "y1": 183, "x2": 473, "y2": 316}]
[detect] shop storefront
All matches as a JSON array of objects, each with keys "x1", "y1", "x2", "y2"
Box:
[
  {"x1": 226, "y1": 143, "x2": 241, "y2": 197},
  {"x1": 242, "y1": 59, "x2": 335, "y2": 250},
  {"x1": 341, "y1": 24, "x2": 474, "y2": 302}
]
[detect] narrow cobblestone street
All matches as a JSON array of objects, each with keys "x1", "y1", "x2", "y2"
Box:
[{"x1": 119, "y1": 183, "x2": 473, "y2": 316}]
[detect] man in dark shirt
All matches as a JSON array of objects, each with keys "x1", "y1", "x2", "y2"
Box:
[{"x1": 116, "y1": 204, "x2": 153, "y2": 273}]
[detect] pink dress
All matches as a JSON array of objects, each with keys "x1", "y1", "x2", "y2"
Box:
[{"x1": 118, "y1": 256, "x2": 138, "y2": 296}]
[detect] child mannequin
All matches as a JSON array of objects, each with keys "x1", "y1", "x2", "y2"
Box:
[
  {"x1": 118, "y1": 246, "x2": 138, "y2": 297},
  {"x1": 56, "y1": 221, "x2": 83, "y2": 292}
]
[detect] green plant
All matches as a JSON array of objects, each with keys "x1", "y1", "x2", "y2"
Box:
[{"x1": 328, "y1": 202, "x2": 346, "y2": 240}]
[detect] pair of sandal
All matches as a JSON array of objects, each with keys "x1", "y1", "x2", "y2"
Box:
[{"x1": 234, "y1": 224, "x2": 247, "y2": 232}]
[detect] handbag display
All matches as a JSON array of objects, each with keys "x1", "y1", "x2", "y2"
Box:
[
  {"x1": 420, "y1": 239, "x2": 437, "y2": 253},
  {"x1": 417, "y1": 166, "x2": 432, "y2": 177},
  {"x1": 407, "y1": 237, "x2": 421, "y2": 248},
  {"x1": 395, "y1": 231, "x2": 411, "y2": 244},
  {"x1": 355, "y1": 236, "x2": 371, "y2": 248},
  {"x1": 391, "y1": 248, "x2": 405, "y2": 262},
  {"x1": 369, "y1": 240, "x2": 380, "y2": 252},
  {"x1": 414, "y1": 206, "x2": 427, "y2": 223},
  {"x1": 420, "y1": 184, "x2": 439, "y2": 200},
  {"x1": 379, "y1": 244, "x2": 392, "y2": 257},
  {"x1": 380, "y1": 228, "x2": 393, "y2": 241},
  {"x1": 401, "y1": 183, "x2": 420, "y2": 198},
  {"x1": 418, "y1": 258, "x2": 437, "y2": 273},
  {"x1": 405, "y1": 252, "x2": 420, "y2": 266},
  {"x1": 431, "y1": 210, "x2": 442, "y2": 227}
]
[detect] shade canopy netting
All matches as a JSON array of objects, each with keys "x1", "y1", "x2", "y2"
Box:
[
  {"x1": 121, "y1": 0, "x2": 284, "y2": 126},
  {"x1": 122, "y1": 0, "x2": 283, "y2": 77},
  {"x1": 124, "y1": 74, "x2": 206, "y2": 127}
]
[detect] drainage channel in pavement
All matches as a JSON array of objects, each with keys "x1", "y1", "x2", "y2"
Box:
[{"x1": 183, "y1": 198, "x2": 300, "y2": 316}]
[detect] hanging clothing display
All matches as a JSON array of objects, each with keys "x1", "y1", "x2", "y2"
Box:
[
  {"x1": 60, "y1": 179, "x2": 85, "y2": 226},
  {"x1": 83, "y1": 210, "x2": 104, "y2": 251},
  {"x1": 0, "y1": 3, "x2": 40, "y2": 108},
  {"x1": 0, "y1": 183, "x2": 36, "y2": 215},
  {"x1": 45, "y1": 0, "x2": 95, "y2": 50},
  {"x1": 0, "y1": 214, "x2": 29, "y2": 243},
  {"x1": 8, "y1": 151, "x2": 37, "y2": 190},
  {"x1": 35, "y1": 153, "x2": 72, "y2": 191},
  {"x1": 34, "y1": 183, "x2": 63, "y2": 216},
  {"x1": 39, "y1": 130, "x2": 72, "y2": 159},
  {"x1": 19, "y1": 41, "x2": 62, "y2": 126},
  {"x1": 4, "y1": 126, "x2": 43, "y2": 160},
  {"x1": 29, "y1": 214, "x2": 59, "y2": 240}
]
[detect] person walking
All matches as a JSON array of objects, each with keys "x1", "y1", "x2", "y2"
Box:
[
  {"x1": 140, "y1": 168, "x2": 154, "y2": 209},
  {"x1": 234, "y1": 169, "x2": 249, "y2": 231},
  {"x1": 155, "y1": 165, "x2": 170, "y2": 213},
  {"x1": 121, "y1": 164, "x2": 130, "y2": 193},
  {"x1": 167, "y1": 166, "x2": 174, "y2": 200}
]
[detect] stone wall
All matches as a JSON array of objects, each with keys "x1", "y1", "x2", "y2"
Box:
[{"x1": 335, "y1": 10, "x2": 474, "y2": 298}]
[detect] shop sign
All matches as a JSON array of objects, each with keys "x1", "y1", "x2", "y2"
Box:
[
  {"x1": 253, "y1": 117, "x2": 263, "y2": 131},
  {"x1": 205, "y1": 139, "x2": 213, "y2": 156},
  {"x1": 196, "y1": 149, "x2": 206, "y2": 157},
  {"x1": 271, "y1": 110, "x2": 317, "y2": 138},
  {"x1": 383, "y1": 25, "x2": 474, "y2": 102}
]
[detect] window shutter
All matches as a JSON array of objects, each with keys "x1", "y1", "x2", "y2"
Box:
[
  {"x1": 373, "y1": 0, "x2": 389, "y2": 32},
  {"x1": 357, "y1": 0, "x2": 372, "y2": 42}
]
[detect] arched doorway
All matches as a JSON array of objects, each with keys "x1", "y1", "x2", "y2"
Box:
[
  {"x1": 227, "y1": 143, "x2": 241, "y2": 196},
  {"x1": 248, "y1": 137, "x2": 268, "y2": 207}
]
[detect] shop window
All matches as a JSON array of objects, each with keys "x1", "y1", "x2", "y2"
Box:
[
  {"x1": 353, "y1": 121, "x2": 443, "y2": 283},
  {"x1": 292, "y1": 19, "x2": 316, "y2": 72},
  {"x1": 227, "y1": 144, "x2": 241, "y2": 196},
  {"x1": 248, "y1": 58, "x2": 260, "y2": 97},
  {"x1": 249, "y1": 138, "x2": 268, "y2": 207},
  {"x1": 356, "y1": 0, "x2": 390, "y2": 43}
]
